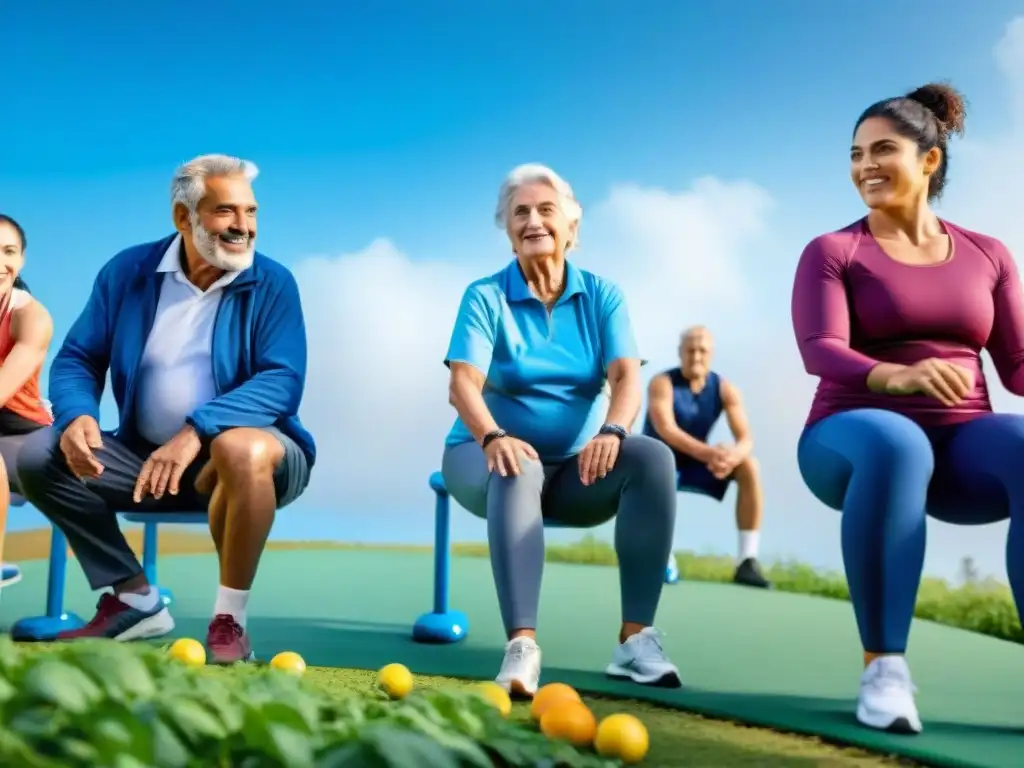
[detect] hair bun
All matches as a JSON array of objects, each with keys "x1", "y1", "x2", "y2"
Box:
[{"x1": 906, "y1": 82, "x2": 967, "y2": 138}]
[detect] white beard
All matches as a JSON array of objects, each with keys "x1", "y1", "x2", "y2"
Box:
[{"x1": 190, "y1": 214, "x2": 255, "y2": 272}]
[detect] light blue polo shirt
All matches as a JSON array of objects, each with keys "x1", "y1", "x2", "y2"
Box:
[{"x1": 444, "y1": 259, "x2": 641, "y2": 462}]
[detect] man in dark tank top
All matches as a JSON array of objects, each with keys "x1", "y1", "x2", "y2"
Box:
[{"x1": 643, "y1": 326, "x2": 770, "y2": 588}]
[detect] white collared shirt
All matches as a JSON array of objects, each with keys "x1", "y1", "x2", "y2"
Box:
[{"x1": 134, "y1": 235, "x2": 240, "y2": 445}]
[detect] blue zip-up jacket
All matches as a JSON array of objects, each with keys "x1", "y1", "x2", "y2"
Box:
[{"x1": 49, "y1": 235, "x2": 316, "y2": 466}]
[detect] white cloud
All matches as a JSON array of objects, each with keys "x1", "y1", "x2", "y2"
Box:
[
  {"x1": 292, "y1": 17, "x2": 1024, "y2": 581},
  {"x1": 293, "y1": 179, "x2": 784, "y2": 515}
]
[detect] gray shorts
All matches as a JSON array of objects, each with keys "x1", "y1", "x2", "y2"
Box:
[{"x1": 263, "y1": 426, "x2": 310, "y2": 509}]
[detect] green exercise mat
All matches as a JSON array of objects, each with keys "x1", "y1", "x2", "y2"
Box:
[{"x1": 2, "y1": 549, "x2": 1020, "y2": 767}]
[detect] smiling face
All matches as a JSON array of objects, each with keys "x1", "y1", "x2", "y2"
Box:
[
  {"x1": 850, "y1": 116, "x2": 941, "y2": 212},
  {"x1": 174, "y1": 174, "x2": 258, "y2": 272},
  {"x1": 507, "y1": 182, "x2": 576, "y2": 260},
  {"x1": 0, "y1": 222, "x2": 25, "y2": 294}
]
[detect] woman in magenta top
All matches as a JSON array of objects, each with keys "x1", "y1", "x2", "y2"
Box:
[{"x1": 792, "y1": 82, "x2": 1024, "y2": 737}]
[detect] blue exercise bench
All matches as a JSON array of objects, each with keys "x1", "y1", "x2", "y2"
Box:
[
  {"x1": 412, "y1": 471, "x2": 680, "y2": 644},
  {"x1": 9, "y1": 509, "x2": 207, "y2": 641}
]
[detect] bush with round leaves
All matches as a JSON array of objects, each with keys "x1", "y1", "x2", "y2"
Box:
[{"x1": 0, "y1": 638, "x2": 618, "y2": 767}]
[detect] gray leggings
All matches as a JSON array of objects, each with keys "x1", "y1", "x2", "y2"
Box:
[{"x1": 442, "y1": 435, "x2": 677, "y2": 635}]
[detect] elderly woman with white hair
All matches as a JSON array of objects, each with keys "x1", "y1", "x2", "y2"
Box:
[{"x1": 441, "y1": 163, "x2": 681, "y2": 697}]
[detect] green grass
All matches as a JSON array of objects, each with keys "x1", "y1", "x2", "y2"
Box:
[
  {"x1": 445, "y1": 535, "x2": 1022, "y2": 645},
  {"x1": 289, "y1": 665, "x2": 913, "y2": 767}
]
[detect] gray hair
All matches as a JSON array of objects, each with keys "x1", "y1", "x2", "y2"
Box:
[
  {"x1": 170, "y1": 154, "x2": 259, "y2": 212},
  {"x1": 494, "y1": 163, "x2": 583, "y2": 249},
  {"x1": 681, "y1": 325, "x2": 713, "y2": 344}
]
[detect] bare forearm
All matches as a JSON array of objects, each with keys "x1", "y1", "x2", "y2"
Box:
[
  {"x1": 0, "y1": 353, "x2": 45, "y2": 408},
  {"x1": 449, "y1": 377, "x2": 500, "y2": 444},
  {"x1": 662, "y1": 427, "x2": 711, "y2": 460},
  {"x1": 732, "y1": 434, "x2": 754, "y2": 458},
  {"x1": 605, "y1": 371, "x2": 642, "y2": 430}
]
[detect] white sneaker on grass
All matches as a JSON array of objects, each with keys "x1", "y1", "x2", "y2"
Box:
[
  {"x1": 495, "y1": 636, "x2": 541, "y2": 697},
  {"x1": 857, "y1": 656, "x2": 922, "y2": 734},
  {"x1": 605, "y1": 627, "x2": 681, "y2": 688}
]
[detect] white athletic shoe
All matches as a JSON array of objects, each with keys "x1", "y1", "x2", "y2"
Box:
[
  {"x1": 495, "y1": 636, "x2": 542, "y2": 697},
  {"x1": 605, "y1": 627, "x2": 681, "y2": 688},
  {"x1": 856, "y1": 656, "x2": 922, "y2": 734}
]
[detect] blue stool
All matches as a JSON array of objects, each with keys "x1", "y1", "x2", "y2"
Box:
[
  {"x1": 412, "y1": 472, "x2": 470, "y2": 644},
  {"x1": 411, "y1": 470, "x2": 680, "y2": 644},
  {"x1": 10, "y1": 510, "x2": 207, "y2": 642}
]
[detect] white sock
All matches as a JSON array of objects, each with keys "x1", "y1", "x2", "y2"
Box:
[
  {"x1": 118, "y1": 586, "x2": 159, "y2": 612},
  {"x1": 213, "y1": 586, "x2": 250, "y2": 629},
  {"x1": 738, "y1": 530, "x2": 760, "y2": 562}
]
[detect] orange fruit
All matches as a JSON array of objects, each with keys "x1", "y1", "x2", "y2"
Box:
[
  {"x1": 594, "y1": 713, "x2": 649, "y2": 763},
  {"x1": 529, "y1": 682, "x2": 581, "y2": 721},
  {"x1": 540, "y1": 700, "x2": 597, "y2": 747}
]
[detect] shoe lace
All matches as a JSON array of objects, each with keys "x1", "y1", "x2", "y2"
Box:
[
  {"x1": 632, "y1": 628, "x2": 669, "y2": 661},
  {"x1": 209, "y1": 614, "x2": 243, "y2": 645},
  {"x1": 864, "y1": 660, "x2": 917, "y2": 694},
  {"x1": 501, "y1": 638, "x2": 535, "y2": 671}
]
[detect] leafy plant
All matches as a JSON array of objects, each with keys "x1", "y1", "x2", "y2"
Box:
[{"x1": 0, "y1": 638, "x2": 618, "y2": 768}]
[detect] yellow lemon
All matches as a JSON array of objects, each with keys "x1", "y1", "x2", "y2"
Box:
[
  {"x1": 167, "y1": 638, "x2": 206, "y2": 666},
  {"x1": 474, "y1": 682, "x2": 512, "y2": 717},
  {"x1": 594, "y1": 713, "x2": 650, "y2": 764},
  {"x1": 269, "y1": 651, "x2": 306, "y2": 675},
  {"x1": 377, "y1": 663, "x2": 414, "y2": 699},
  {"x1": 539, "y1": 700, "x2": 597, "y2": 747},
  {"x1": 529, "y1": 682, "x2": 581, "y2": 721}
]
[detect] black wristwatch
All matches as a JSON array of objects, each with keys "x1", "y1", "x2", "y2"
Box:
[
  {"x1": 599, "y1": 423, "x2": 628, "y2": 441},
  {"x1": 481, "y1": 429, "x2": 508, "y2": 448}
]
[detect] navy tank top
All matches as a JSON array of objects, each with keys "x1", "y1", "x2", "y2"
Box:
[{"x1": 643, "y1": 369, "x2": 724, "y2": 462}]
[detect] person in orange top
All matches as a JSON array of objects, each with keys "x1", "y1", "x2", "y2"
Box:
[{"x1": 0, "y1": 215, "x2": 55, "y2": 587}]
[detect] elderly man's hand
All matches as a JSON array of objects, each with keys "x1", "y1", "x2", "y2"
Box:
[
  {"x1": 706, "y1": 443, "x2": 743, "y2": 480},
  {"x1": 133, "y1": 425, "x2": 203, "y2": 502},
  {"x1": 578, "y1": 434, "x2": 621, "y2": 486},
  {"x1": 59, "y1": 415, "x2": 105, "y2": 480}
]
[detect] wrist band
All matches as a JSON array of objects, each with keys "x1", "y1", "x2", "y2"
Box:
[
  {"x1": 481, "y1": 429, "x2": 507, "y2": 449},
  {"x1": 599, "y1": 424, "x2": 627, "y2": 440}
]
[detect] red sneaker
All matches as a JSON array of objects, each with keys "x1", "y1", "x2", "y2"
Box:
[
  {"x1": 57, "y1": 593, "x2": 175, "y2": 641},
  {"x1": 206, "y1": 614, "x2": 255, "y2": 664}
]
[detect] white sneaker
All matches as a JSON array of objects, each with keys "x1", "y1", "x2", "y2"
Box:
[
  {"x1": 495, "y1": 636, "x2": 542, "y2": 697},
  {"x1": 857, "y1": 656, "x2": 922, "y2": 734},
  {"x1": 605, "y1": 627, "x2": 681, "y2": 688}
]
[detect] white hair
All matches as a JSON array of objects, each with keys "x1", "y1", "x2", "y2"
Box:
[
  {"x1": 681, "y1": 325, "x2": 712, "y2": 344},
  {"x1": 495, "y1": 163, "x2": 583, "y2": 249},
  {"x1": 170, "y1": 154, "x2": 259, "y2": 212}
]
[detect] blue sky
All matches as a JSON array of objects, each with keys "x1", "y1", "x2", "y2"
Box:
[{"x1": 3, "y1": 2, "x2": 1024, "y2": 582}]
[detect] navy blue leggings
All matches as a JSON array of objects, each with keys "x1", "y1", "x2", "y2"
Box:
[{"x1": 798, "y1": 409, "x2": 1024, "y2": 654}]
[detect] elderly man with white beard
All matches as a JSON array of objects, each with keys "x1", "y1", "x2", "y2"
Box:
[{"x1": 15, "y1": 154, "x2": 315, "y2": 664}]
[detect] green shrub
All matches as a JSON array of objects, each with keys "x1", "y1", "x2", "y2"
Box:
[
  {"x1": 452, "y1": 536, "x2": 1024, "y2": 645},
  {"x1": 0, "y1": 638, "x2": 616, "y2": 768}
]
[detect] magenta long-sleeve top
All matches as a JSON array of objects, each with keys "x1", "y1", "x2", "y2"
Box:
[{"x1": 792, "y1": 218, "x2": 1024, "y2": 427}]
